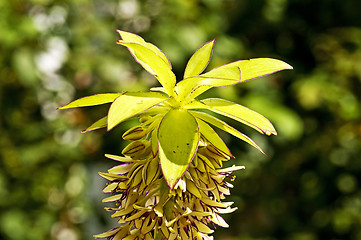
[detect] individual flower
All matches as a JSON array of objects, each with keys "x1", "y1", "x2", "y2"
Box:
[{"x1": 59, "y1": 30, "x2": 292, "y2": 239}]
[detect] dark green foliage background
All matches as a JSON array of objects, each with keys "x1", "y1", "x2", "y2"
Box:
[{"x1": 1, "y1": 0, "x2": 361, "y2": 239}]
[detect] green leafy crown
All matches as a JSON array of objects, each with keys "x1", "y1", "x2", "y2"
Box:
[{"x1": 59, "y1": 30, "x2": 292, "y2": 189}]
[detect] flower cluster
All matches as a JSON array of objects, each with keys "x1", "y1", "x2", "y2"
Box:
[
  {"x1": 95, "y1": 116, "x2": 244, "y2": 239},
  {"x1": 59, "y1": 30, "x2": 292, "y2": 239}
]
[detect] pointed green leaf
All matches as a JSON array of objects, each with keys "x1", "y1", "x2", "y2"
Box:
[
  {"x1": 177, "y1": 76, "x2": 239, "y2": 103},
  {"x1": 116, "y1": 30, "x2": 172, "y2": 69},
  {"x1": 202, "y1": 58, "x2": 293, "y2": 81},
  {"x1": 58, "y1": 93, "x2": 124, "y2": 109},
  {"x1": 190, "y1": 111, "x2": 265, "y2": 154},
  {"x1": 196, "y1": 118, "x2": 232, "y2": 157},
  {"x1": 117, "y1": 41, "x2": 176, "y2": 96},
  {"x1": 81, "y1": 116, "x2": 107, "y2": 133},
  {"x1": 184, "y1": 39, "x2": 215, "y2": 79},
  {"x1": 158, "y1": 109, "x2": 200, "y2": 189},
  {"x1": 116, "y1": 29, "x2": 144, "y2": 43},
  {"x1": 186, "y1": 98, "x2": 276, "y2": 135},
  {"x1": 107, "y1": 92, "x2": 168, "y2": 130},
  {"x1": 177, "y1": 58, "x2": 292, "y2": 103}
]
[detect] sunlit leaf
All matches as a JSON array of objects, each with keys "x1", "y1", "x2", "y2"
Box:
[
  {"x1": 116, "y1": 30, "x2": 145, "y2": 43},
  {"x1": 196, "y1": 118, "x2": 232, "y2": 157},
  {"x1": 186, "y1": 98, "x2": 276, "y2": 135},
  {"x1": 177, "y1": 76, "x2": 239, "y2": 103},
  {"x1": 177, "y1": 75, "x2": 239, "y2": 103},
  {"x1": 108, "y1": 92, "x2": 168, "y2": 130},
  {"x1": 158, "y1": 109, "x2": 200, "y2": 189},
  {"x1": 117, "y1": 41, "x2": 176, "y2": 96},
  {"x1": 116, "y1": 30, "x2": 172, "y2": 69},
  {"x1": 81, "y1": 116, "x2": 107, "y2": 133},
  {"x1": 58, "y1": 93, "x2": 124, "y2": 109},
  {"x1": 184, "y1": 39, "x2": 215, "y2": 79},
  {"x1": 177, "y1": 58, "x2": 292, "y2": 102},
  {"x1": 190, "y1": 111, "x2": 265, "y2": 154},
  {"x1": 203, "y1": 58, "x2": 292, "y2": 80}
]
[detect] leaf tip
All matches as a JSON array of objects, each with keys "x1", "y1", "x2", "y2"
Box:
[
  {"x1": 264, "y1": 129, "x2": 277, "y2": 136},
  {"x1": 286, "y1": 65, "x2": 293, "y2": 70},
  {"x1": 106, "y1": 119, "x2": 114, "y2": 131},
  {"x1": 168, "y1": 182, "x2": 176, "y2": 191},
  {"x1": 57, "y1": 105, "x2": 67, "y2": 110},
  {"x1": 256, "y1": 144, "x2": 267, "y2": 156},
  {"x1": 81, "y1": 128, "x2": 96, "y2": 133},
  {"x1": 282, "y1": 61, "x2": 293, "y2": 70},
  {"x1": 115, "y1": 29, "x2": 125, "y2": 37}
]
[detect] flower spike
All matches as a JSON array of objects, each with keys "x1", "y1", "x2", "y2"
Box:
[{"x1": 58, "y1": 30, "x2": 292, "y2": 239}]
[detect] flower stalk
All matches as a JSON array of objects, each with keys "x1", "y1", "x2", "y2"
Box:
[{"x1": 58, "y1": 30, "x2": 292, "y2": 239}]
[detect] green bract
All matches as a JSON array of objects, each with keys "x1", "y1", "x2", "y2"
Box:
[
  {"x1": 59, "y1": 30, "x2": 292, "y2": 239},
  {"x1": 158, "y1": 109, "x2": 200, "y2": 187}
]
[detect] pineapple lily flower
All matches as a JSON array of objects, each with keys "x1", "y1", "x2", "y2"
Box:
[{"x1": 59, "y1": 30, "x2": 292, "y2": 240}]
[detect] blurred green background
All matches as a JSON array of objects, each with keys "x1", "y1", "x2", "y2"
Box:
[{"x1": 1, "y1": 0, "x2": 361, "y2": 239}]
